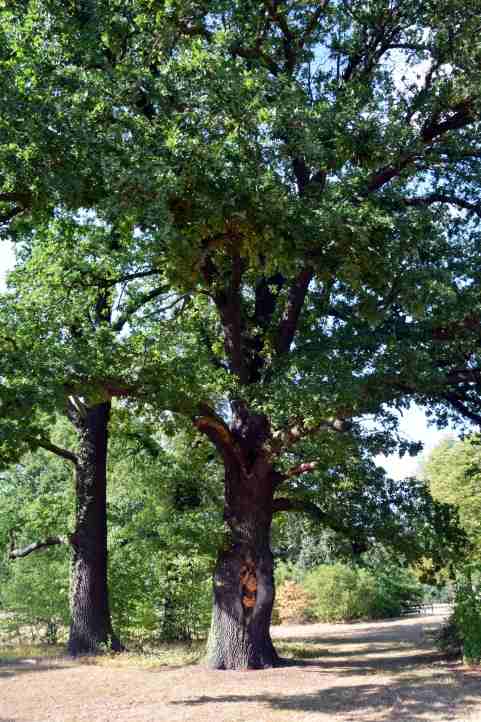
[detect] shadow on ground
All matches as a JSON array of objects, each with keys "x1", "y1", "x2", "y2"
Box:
[
  {"x1": 171, "y1": 671, "x2": 481, "y2": 721},
  {"x1": 277, "y1": 651, "x2": 445, "y2": 676},
  {"x1": 0, "y1": 660, "x2": 66, "y2": 679},
  {"x1": 171, "y1": 617, "x2": 481, "y2": 721}
]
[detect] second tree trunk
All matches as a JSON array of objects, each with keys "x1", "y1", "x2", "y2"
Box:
[{"x1": 67, "y1": 401, "x2": 120, "y2": 655}]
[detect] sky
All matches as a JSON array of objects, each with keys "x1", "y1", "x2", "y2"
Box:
[
  {"x1": 374, "y1": 407, "x2": 456, "y2": 480},
  {"x1": 0, "y1": 239, "x2": 460, "y2": 480},
  {"x1": 0, "y1": 240, "x2": 14, "y2": 291}
]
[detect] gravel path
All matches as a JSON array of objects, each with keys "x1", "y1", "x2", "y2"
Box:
[{"x1": 2, "y1": 613, "x2": 481, "y2": 722}]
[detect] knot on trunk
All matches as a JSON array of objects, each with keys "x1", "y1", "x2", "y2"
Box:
[{"x1": 240, "y1": 560, "x2": 257, "y2": 610}]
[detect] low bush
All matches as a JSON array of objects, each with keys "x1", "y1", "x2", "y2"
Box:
[
  {"x1": 453, "y1": 569, "x2": 481, "y2": 665},
  {"x1": 273, "y1": 580, "x2": 314, "y2": 624},
  {"x1": 0, "y1": 550, "x2": 70, "y2": 644},
  {"x1": 436, "y1": 614, "x2": 463, "y2": 658},
  {"x1": 109, "y1": 545, "x2": 212, "y2": 643},
  {"x1": 304, "y1": 563, "x2": 376, "y2": 622},
  {"x1": 368, "y1": 564, "x2": 424, "y2": 618},
  {"x1": 302, "y1": 562, "x2": 424, "y2": 623}
]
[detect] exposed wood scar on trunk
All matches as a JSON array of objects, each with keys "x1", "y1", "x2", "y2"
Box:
[{"x1": 240, "y1": 560, "x2": 257, "y2": 610}]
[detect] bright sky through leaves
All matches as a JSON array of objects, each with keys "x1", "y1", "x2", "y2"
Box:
[{"x1": 0, "y1": 241, "x2": 14, "y2": 291}]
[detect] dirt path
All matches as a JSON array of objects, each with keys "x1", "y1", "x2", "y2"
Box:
[{"x1": 2, "y1": 613, "x2": 481, "y2": 722}]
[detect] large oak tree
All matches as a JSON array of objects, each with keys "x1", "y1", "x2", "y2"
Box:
[{"x1": 2, "y1": 1, "x2": 481, "y2": 667}]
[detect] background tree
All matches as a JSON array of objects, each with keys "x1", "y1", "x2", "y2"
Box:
[
  {"x1": 423, "y1": 435, "x2": 481, "y2": 663},
  {"x1": 0, "y1": 417, "x2": 224, "y2": 645},
  {"x1": 423, "y1": 436, "x2": 481, "y2": 559},
  {"x1": 0, "y1": 214, "x2": 179, "y2": 653}
]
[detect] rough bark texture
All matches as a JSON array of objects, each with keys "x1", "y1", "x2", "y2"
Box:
[
  {"x1": 67, "y1": 401, "x2": 120, "y2": 655},
  {"x1": 205, "y1": 405, "x2": 279, "y2": 669}
]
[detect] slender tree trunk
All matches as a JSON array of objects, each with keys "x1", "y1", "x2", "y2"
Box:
[
  {"x1": 206, "y1": 406, "x2": 280, "y2": 669},
  {"x1": 67, "y1": 401, "x2": 120, "y2": 655}
]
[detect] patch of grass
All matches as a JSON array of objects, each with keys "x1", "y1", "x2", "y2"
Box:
[
  {"x1": 79, "y1": 640, "x2": 207, "y2": 669},
  {"x1": 276, "y1": 640, "x2": 328, "y2": 660},
  {"x1": 0, "y1": 640, "x2": 206, "y2": 669},
  {"x1": 0, "y1": 643, "x2": 66, "y2": 664}
]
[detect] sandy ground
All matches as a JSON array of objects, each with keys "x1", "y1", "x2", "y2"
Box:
[{"x1": 2, "y1": 613, "x2": 481, "y2": 722}]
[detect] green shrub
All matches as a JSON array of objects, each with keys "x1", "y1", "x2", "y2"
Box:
[
  {"x1": 0, "y1": 550, "x2": 70, "y2": 643},
  {"x1": 109, "y1": 544, "x2": 212, "y2": 643},
  {"x1": 369, "y1": 564, "x2": 424, "y2": 618},
  {"x1": 304, "y1": 563, "x2": 375, "y2": 621},
  {"x1": 436, "y1": 614, "x2": 462, "y2": 658},
  {"x1": 274, "y1": 560, "x2": 304, "y2": 586},
  {"x1": 303, "y1": 562, "x2": 424, "y2": 623},
  {"x1": 453, "y1": 570, "x2": 481, "y2": 665}
]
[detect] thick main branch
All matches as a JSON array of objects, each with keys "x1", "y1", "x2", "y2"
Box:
[{"x1": 275, "y1": 266, "x2": 314, "y2": 355}]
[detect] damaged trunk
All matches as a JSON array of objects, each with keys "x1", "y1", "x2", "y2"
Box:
[
  {"x1": 68, "y1": 401, "x2": 120, "y2": 655},
  {"x1": 205, "y1": 406, "x2": 279, "y2": 669}
]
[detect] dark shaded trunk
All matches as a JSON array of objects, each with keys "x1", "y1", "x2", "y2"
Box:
[
  {"x1": 206, "y1": 407, "x2": 279, "y2": 669},
  {"x1": 207, "y1": 532, "x2": 279, "y2": 669},
  {"x1": 67, "y1": 401, "x2": 120, "y2": 655}
]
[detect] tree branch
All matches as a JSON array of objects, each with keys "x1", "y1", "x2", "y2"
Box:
[
  {"x1": 421, "y1": 100, "x2": 476, "y2": 143},
  {"x1": 214, "y1": 251, "x2": 248, "y2": 383},
  {"x1": 284, "y1": 461, "x2": 318, "y2": 478},
  {"x1": 0, "y1": 205, "x2": 24, "y2": 225},
  {"x1": 0, "y1": 192, "x2": 31, "y2": 225},
  {"x1": 300, "y1": 2, "x2": 330, "y2": 47},
  {"x1": 443, "y1": 393, "x2": 481, "y2": 426},
  {"x1": 230, "y1": 41, "x2": 280, "y2": 76},
  {"x1": 273, "y1": 416, "x2": 352, "y2": 452},
  {"x1": 113, "y1": 284, "x2": 169, "y2": 331},
  {"x1": 9, "y1": 536, "x2": 68, "y2": 559},
  {"x1": 275, "y1": 265, "x2": 314, "y2": 355},
  {"x1": 193, "y1": 404, "x2": 246, "y2": 470},
  {"x1": 36, "y1": 439, "x2": 78, "y2": 465},
  {"x1": 403, "y1": 193, "x2": 481, "y2": 215},
  {"x1": 366, "y1": 99, "x2": 479, "y2": 195},
  {"x1": 366, "y1": 153, "x2": 417, "y2": 193},
  {"x1": 113, "y1": 268, "x2": 162, "y2": 286},
  {"x1": 252, "y1": 273, "x2": 285, "y2": 329},
  {"x1": 263, "y1": 0, "x2": 297, "y2": 73},
  {"x1": 272, "y1": 497, "x2": 352, "y2": 538}
]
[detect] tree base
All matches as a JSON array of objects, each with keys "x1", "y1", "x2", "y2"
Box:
[{"x1": 68, "y1": 631, "x2": 123, "y2": 657}]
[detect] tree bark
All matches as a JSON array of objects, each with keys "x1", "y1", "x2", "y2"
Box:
[
  {"x1": 67, "y1": 401, "x2": 121, "y2": 655},
  {"x1": 205, "y1": 406, "x2": 279, "y2": 669}
]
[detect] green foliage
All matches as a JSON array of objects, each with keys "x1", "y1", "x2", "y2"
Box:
[
  {"x1": 274, "y1": 559, "x2": 304, "y2": 586},
  {"x1": 1, "y1": 1, "x2": 481, "y2": 662},
  {"x1": 303, "y1": 562, "x2": 423, "y2": 622},
  {"x1": 436, "y1": 614, "x2": 463, "y2": 658},
  {"x1": 453, "y1": 567, "x2": 481, "y2": 665},
  {"x1": 366, "y1": 563, "x2": 424, "y2": 619},
  {"x1": 273, "y1": 515, "x2": 352, "y2": 571},
  {"x1": 0, "y1": 419, "x2": 222, "y2": 644},
  {"x1": 0, "y1": 550, "x2": 70, "y2": 644},
  {"x1": 423, "y1": 436, "x2": 481, "y2": 560},
  {"x1": 424, "y1": 440, "x2": 481, "y2": 664},
  {"x1": 109, "y1": 544, "x2": 213, "y2": 642},
  {"x1": 304, "y1": 564, "x2": 376, "y2": 622}
]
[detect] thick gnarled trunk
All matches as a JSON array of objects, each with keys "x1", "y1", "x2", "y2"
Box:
[
  {"x1": 207, "y1": 534, "x2": 278, "y2": 669},
  {"x1": 206, "y1": 404, "x2": 279, "y2": 669},
  {"x1": 68, "y1": 401, "x2": 120, "y2": 655}
]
